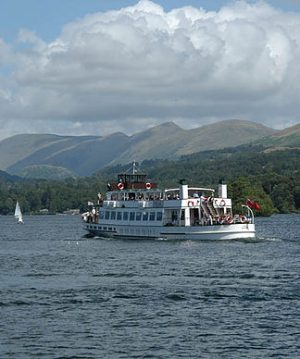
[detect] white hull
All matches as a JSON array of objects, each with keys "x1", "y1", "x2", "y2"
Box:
[{"x1": 84, "y1": 223, "x2": 255, "y2": 241}]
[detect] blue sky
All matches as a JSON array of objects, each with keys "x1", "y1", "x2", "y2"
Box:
[
  {"x1": 0, "y1": 0, "x2": 300, "y2": 140},
  {"x1": 1, "y1": 0, "x2": 300, "y2": 42}
]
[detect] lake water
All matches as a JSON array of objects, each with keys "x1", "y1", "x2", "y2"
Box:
[{"x1": 0, "y1": 214, "x2": 300, "y2": 358}]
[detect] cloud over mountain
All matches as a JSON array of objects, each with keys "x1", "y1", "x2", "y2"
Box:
[{"x1": 0, "y1": 0, "x2": 300, "y2": 139}]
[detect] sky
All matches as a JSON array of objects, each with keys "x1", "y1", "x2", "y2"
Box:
[{"x1": 1, "y1": 0, "x2": 300, "y2": 140}]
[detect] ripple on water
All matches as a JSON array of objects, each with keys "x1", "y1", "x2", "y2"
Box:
[{"x1": 0, "y1": 214, "x2": 299, "y2": 358}]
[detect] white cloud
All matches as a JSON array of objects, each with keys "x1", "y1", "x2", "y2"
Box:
[{"x1": 1, "y1": 0, "x2": 300, "y2": 140}]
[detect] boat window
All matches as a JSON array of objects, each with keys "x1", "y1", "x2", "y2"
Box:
[
  {"x1": 157, "y1": 212, "x2": 162, "y2": 221},
  {"x1": 172, "y1": 210, "x2": 178, "y2": 221},
  {"x1": 130, "y1": 212, "x2": 135, "y2": 221},
  {"x1": 150, "y1": 212, "x2": 155, "y2": 221},
  {"x1": 105, "y1": 211, "x2": 110, "y2": 220},
  {"x1": 111, "y1": 211, "x2": 116, "y2": 220},
  {"x1": 136, "y1": 212, "x2": 142, "y2": 221},
  {"x1": 129, "y1": 193, "x2": 135, "y2": 200},
  {"x1": 143, "y1": 212, "x2": 148, "y2": 221},
  {"x1": 117, "y1": 212, "x2": 122, "y2": 220},
  {"x1": 99, "y1": 211, "x2": 104, "y2": 219},
  {"x1": 181, "y1": 210, "x2": 185, "y2": 220},
  {"x1": 123, "y1": 212, "x2": 128, "y2": 220}
]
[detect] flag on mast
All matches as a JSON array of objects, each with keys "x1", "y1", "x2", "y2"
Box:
[{"x1": 246, "y1": 199, "x2": 261, "y2": 211}]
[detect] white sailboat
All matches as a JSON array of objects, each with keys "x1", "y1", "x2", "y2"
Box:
[{"x1": 14, "y1": 201, "x2": 24, "y2": 224}]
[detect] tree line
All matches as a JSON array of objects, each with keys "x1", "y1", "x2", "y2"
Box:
[{"x1": 0, "y1": 147, "x2": 299, "y2": 216}]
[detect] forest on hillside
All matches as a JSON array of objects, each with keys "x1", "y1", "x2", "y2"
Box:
[{"x1": 0, "y1": 147, "x2": 299, "y2": 216}]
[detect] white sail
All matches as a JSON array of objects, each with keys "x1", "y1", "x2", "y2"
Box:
[{"x1": 14, "y1": 201, "x2": 24, "y2": 223}]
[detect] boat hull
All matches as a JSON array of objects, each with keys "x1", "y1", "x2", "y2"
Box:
[{"x1": 84, "y1": 223, "x2": 255, "y2": 240}]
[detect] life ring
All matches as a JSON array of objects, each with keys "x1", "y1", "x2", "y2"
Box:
[
  {"x1": 220, "y1": 199, "x2": 226, "y2": 207},
  {"x1": 225, "y1": 216, "x2": 233, "y2": 224},
  {"x1": 188, "y1": 201, "x2": 194, "y2": 207},
  {"x1": 145, "y1": 182, "x2": 152, "y2": 190},
  {"x1": 218, "y1": 216, "x2": 225, "y2": 225},
  {"x1": 239, "y1": 215, "x2": 246, "y2": 223},
  {"x1": 117, "y1": 183, "x2": 124, "y2": 190}
]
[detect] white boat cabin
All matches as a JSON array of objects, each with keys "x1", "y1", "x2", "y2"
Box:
[{"x1": 85, "y1": 172, "x2": 247, "y2": 228}]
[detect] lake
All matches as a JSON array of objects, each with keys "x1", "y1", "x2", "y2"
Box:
[{"x1": 0, "y1": 214, "x2": 300, "y2": 358}]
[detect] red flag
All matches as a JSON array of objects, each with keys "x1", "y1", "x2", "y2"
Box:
[
  {"x1": 246, "y1": 199, "x2": 261, "y2": 211},
  {"x1": 254, "y1": 202, "x2": 261, "y2": 210}
]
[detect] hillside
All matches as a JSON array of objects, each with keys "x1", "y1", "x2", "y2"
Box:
[
  {"x1": 111, "y1": 122, "x2": 188, "y2": 163},
  {"x1": 0, "y1": 119, "x2": 289, "y2": 178},
  {"x1": 110, "y1": 120, "x2": 275, "y2": 163},
  {"x1": 0, "y1": 169, "x2": 21, "y2": 182},
  {"x1": 17, "y1": 165, "x2": 77, "y2": 180},
  {"x1": 0, "y1": 134, "x2": 97, "y2": 169},
  {"x1": 0, "y1": 144, "x2": 299, "y2": 215},
  {"x1": 258, "y1": 123, "x2": 300, "y2": 148},
  {"x1": 8, "y1": 132, "x2": 130, "y2": 177},
  {"x1": 178, "y1": 119, "x2": 276, "y2": 156}
]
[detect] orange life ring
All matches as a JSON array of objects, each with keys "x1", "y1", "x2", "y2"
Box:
[
  {"x1": 145, "y1": 182, "x2": 152, "y2": 190},
  {"x1": 117, "y1": 183, "x2": 124, "y2": 190}
]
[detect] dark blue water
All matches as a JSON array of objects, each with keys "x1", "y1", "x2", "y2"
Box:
[{"x1": 1, "y1": 214, "x2": 300, "y2": 358}]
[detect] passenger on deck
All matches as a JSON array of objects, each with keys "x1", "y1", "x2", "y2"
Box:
[
  {"x1": 97, "y1": 192, "x2": 103, "y2": 206},
  {"x1": 92, "y1": 207, "x2": 96, "y2": 222}
]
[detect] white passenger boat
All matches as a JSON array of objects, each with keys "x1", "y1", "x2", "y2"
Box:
[{"x1": 83, "y1": 165, "x2": 255, "y2": 240}]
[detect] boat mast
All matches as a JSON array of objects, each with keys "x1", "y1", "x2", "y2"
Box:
[{"x1": 132, "y1": 160, "x2": 137, "y2": 174}]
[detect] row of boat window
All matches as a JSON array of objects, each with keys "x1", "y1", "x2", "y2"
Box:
[
  {"x1": 100, "y1": 210, "x2": 163, "y2": 221},
  {"x1": 88, "y1": 225, "x2": 115, "y2": 231},
  {"x1": 86, "y1": 225, "x2": 157, "y2": 236}
]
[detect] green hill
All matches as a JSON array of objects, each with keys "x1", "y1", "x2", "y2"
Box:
[
  {"x1": 258, "y1": 123, "x2": 300, "y2": 148},
  {"x1": 0, "y1": 143, "x2": 299, "y2": 215},
  {"x1": 18, "y1": 165, "x2": 77, "y2": 180},
  {"x1": 1, "y1": 119, "x2": 297, "y2": 179}
]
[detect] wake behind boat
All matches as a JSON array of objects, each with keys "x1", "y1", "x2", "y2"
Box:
[
  {"x1": 82, "y1": 165, "x2": 255, "y2": 240},
  {"x1": 14, "y1": 201, "x2": 24, "y2": 224}
]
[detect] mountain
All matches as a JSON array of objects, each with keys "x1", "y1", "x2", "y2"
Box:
[
  {"x1": 111, "y1": 122, "x2": 187, "y2": 164},
  {"x1": 258, "y1": 123, "x2": 300, "y2": 149},
  {"x1": 0, "y1": 119, "x2": 289, "y2": 178},
  {"x1": 0, "y1": 134, "x2": 97, "y2": 170},
  {"x1": 5, "y1": 133, "x2": 130, "y2": 177},
  {"x1": 17, "y1": 165, "x2": 77, "y2": 180},
  {"x1": 110, "y1": 120, "x2": 275, "y2": 164},
  {"x1": 177, "y1": 119, "x2": 276, "y2": 156},
  {"x1": 0, "y1": 169, "x2": 21, "y2": 182}
]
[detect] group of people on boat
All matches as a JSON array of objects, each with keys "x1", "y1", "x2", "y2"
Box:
[
  {"x1": 216, "y1": 214, "x2": 250, "y2": 225},
  {"x1": 82, "y1": 207, "x2": 98, "y2": 223}
]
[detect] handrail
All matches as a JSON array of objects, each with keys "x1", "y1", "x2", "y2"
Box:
[{"x1": 242, "y1": 205, "x2": 255, "y2": 224}]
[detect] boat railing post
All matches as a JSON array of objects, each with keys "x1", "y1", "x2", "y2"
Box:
[
  {"x1": 242, "y1": 205, "x2": 254, "y2": 224},
  {"x1": 184, "y1": 207, "x2": 191, "y2": 226}
]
